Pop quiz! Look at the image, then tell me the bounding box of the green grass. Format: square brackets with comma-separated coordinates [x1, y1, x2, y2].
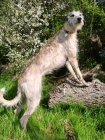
[0, 73, 105, 140]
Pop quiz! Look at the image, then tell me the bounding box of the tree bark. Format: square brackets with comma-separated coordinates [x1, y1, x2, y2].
[48, 65, 105, 108]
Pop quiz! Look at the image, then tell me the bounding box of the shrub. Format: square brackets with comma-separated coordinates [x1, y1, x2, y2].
[0, 0, 70, 66]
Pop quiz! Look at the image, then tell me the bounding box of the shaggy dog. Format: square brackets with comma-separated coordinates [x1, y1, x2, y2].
[0, 11, 89, 130]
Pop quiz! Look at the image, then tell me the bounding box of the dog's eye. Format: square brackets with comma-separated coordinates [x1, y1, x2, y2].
[70, 14, 74, 17]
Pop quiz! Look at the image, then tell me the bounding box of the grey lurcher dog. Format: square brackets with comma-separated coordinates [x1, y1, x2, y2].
[0, 11, 89, 130]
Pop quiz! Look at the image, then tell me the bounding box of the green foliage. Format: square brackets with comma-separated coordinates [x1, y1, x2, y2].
[0, 0, 48, 64]
[0, 0, 70, 65]
[83, 58, 97, 70]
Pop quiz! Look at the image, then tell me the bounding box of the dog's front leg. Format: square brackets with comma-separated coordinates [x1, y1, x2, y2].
[69, 58, 89, 86]
[66, 61, 80, 83]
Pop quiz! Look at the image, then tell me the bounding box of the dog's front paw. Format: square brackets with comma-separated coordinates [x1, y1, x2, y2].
[82, 80, 90, 87]
[74, 79, 90, 87]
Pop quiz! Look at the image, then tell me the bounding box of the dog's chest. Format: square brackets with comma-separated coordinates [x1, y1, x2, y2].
[65, 35, 78, 55]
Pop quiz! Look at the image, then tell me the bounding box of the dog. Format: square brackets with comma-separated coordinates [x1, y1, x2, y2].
[0, 11, 89, 130]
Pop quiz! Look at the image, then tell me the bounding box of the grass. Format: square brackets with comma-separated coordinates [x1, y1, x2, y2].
[0, 73, 105, 140]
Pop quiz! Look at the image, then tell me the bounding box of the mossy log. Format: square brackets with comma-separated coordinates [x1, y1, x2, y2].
[48, 65, 105, 107]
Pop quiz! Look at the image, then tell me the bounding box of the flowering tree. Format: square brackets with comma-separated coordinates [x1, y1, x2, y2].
[0, 0, 71, 64]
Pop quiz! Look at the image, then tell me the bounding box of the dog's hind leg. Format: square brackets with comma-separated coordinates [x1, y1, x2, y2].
[19, 76, 42, 130]
[20, 94, 41, 130]
[20, 79, 42, 130]
[14, 95, 26, 114]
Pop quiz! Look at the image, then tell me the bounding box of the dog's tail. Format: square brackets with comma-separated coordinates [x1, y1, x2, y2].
[0, 88, 21, 107]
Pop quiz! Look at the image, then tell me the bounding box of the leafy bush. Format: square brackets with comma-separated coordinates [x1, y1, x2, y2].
[0, 0, 71, 70]
[0, 0, 48, 64]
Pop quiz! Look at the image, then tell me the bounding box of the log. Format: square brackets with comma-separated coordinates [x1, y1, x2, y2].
[48, 65, 105, 107]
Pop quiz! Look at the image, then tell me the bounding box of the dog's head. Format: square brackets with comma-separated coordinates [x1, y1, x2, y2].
[66, 11, 84, 30]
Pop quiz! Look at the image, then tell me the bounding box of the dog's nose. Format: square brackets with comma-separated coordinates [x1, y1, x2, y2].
[77, 17, 81, 23]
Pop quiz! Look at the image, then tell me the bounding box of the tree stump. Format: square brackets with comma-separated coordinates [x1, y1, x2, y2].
[48, 65, 105, 107]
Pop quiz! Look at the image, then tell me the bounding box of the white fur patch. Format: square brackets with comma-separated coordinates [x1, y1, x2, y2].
[0, 88, 5, 93]
[65, 33, 68, 37]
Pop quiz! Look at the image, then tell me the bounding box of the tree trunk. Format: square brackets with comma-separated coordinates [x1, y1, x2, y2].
[48, 65, 105, 107]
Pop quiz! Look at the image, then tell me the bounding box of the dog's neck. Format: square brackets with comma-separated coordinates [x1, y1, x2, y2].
[64, 23, 76, 35]
[64, 27, 76, 34]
